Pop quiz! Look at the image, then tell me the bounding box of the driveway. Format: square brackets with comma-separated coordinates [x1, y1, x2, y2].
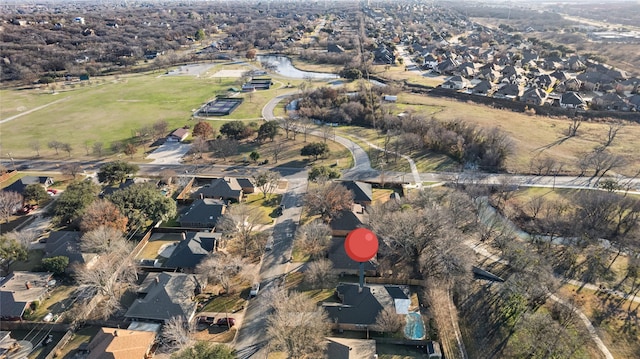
[146, 142, 191, 165]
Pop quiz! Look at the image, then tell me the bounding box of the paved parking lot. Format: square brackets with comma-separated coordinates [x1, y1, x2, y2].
[146, 142, 191, 165]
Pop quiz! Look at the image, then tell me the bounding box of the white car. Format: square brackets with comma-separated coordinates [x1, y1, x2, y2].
[249, 283, 260, 298]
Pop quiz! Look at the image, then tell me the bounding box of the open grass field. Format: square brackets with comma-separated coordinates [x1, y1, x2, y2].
[372, 63, 446, 88]
[0, 62, 302, 159]
[395, 93, 640, 176]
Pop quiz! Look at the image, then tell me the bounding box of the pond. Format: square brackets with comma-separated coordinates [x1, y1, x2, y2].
[257, 55, 339, 79]
[404, 311, 426, 340]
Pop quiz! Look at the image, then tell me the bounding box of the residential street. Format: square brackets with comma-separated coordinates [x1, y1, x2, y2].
[233, 174, 307, 359]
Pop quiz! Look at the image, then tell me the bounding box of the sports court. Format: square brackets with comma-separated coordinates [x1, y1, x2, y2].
[198, 97, 244, 116]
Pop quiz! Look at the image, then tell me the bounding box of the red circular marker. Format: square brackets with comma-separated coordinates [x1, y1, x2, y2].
[345, 228, 379, 262]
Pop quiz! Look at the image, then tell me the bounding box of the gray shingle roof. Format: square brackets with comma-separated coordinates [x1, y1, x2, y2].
[163, 232, 221, 269]
[125, 272, 200, 322]
[194, 177, 243, 201]
[179, 199, 226, 228]
[340, 181, 373, 203]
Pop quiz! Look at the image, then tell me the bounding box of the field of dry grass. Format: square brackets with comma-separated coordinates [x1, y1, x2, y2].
[396, 93, 640, 176]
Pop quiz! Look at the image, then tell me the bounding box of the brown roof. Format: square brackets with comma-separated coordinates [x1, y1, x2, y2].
[87, 327, 155, 359]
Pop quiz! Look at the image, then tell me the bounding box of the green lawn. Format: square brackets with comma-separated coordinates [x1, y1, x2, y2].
[57, 326, 101, 359]
[9, 249, 45, 272]
[135, 237, 180, 260]
[30, 285, 76, 321]
[0, 67, 274, 158]
[200, 292, 247, 313]
[245, 193, 282, 224]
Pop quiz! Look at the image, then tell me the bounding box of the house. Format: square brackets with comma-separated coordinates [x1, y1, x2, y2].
[236, 178, 256, 194]
[178, 199, 226, 229]
[422, 53, 439, 69]
[440, 76, 471, 90]
[2, 176, 54, 195]
[627, 94, 640, 111]
[328, 237, 377, 276]
[434, 58, 459, 74]
[323, 283, 411, 332]
[520, 87, 548, 106]
[471, 80, 494, 96]
[166, 128, 189, 142]
[556, 78, 581, 93]
[125, 272, 202, 323]
[373, 43, 395, 64]
[0, 272, 53, 321]
[330, 208, 365, 237]
[326, 337, 377, 359]
[44, 231, 98, 271]
[163, 232, 221, 271]
[86, 327, 156, 359]
[327, 44, 346, 53]
[577, 71, 615, 91]
[339, 181, 373, 207]
[591, 93, 631, 111]
[560, 92, 587, 109]
[534, 74, 556, 90]
[194, 177, 243, 202]
[493, 83, 522, 100]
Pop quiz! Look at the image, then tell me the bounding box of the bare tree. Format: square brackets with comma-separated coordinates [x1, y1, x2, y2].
[305, 258, 336, 289]
[195, 253, 248, 294]
[211, 138, 239, 162]
[216, 203, 262, 256]
[270, 140, 284, 163]
[296, 220, 332, 259]
[297, 117, 314, 142]
[153, 120, 170, 141]
[253, 171, 280, 199]
[61, 142, 73, 157]
[80, 226, 132, 254]
[4, 229, 39, 249]
[566, 117, 582, 137]
[191, 137, 209, 159]
[529, 155, 556, 176]
[48, 140, 62, 155]
[321, 125, 334, 143]
[0, 191, 23, 223]
[266, 289, 330, 359]
[161, 316, 194, 353]
[281, 116, 297, 139]
[72, 252, 136, 319]
[62, 162, 83, 179]
[603, 121, 623, 148]
[375, 306, 405, 333]
[305, 182, 354, 222]
[31, 140, 41, 157]
[92, 142, 104, 157]
[159, 169, 177, 185]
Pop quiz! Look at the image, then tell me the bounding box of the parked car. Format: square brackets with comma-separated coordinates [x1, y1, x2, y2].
[265, 236, 274, 251]
[249, 283, 260, 298]
[216, 317, 236, 327]
[43, 334, 53, 346]
[17, 204, 37, 215]
[47, 189, 58, 195]
[197, 316, 215, 325]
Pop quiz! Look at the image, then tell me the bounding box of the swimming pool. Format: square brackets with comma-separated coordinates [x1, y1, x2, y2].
[404, 311, 425, 340]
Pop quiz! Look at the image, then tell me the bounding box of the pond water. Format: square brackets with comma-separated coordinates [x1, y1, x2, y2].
[404, 311, 426, 340]
[257, 55, 339, 79]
